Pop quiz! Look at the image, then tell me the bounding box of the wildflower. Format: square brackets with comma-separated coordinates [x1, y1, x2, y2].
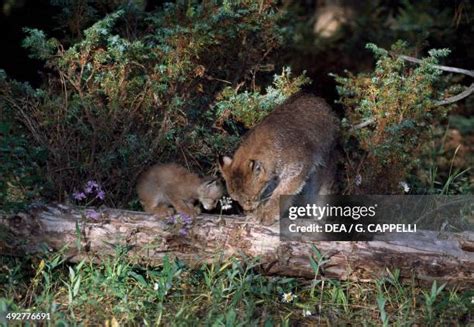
[302, 310, 312, 317]
[219, 196, 233, 211]
[355, 174, 362, 186]
[179, 228, 188, 236]
[72, 192, 87, 201]
[282, 292, 297, 303]
[85, 209, 101, 220]
[180, 213, 193, 225]
[96, 190, 106, 200]
[399, 181, 410, 193]
[153, 283, 159, 291]
[85, 180, 99, 194]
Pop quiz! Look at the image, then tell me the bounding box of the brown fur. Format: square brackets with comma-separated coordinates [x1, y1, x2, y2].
[219, 93, 338, 225]
[137, 163, 224, 218]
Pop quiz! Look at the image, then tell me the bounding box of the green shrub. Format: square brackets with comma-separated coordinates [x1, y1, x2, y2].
[334, 41, 454, 194]
[214, 67, 310, 129]
[0, 71, 48, 212]
[0, 1, 310, 208]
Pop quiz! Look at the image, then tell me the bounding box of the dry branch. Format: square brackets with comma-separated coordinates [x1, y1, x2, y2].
[1, 204, 474, 288]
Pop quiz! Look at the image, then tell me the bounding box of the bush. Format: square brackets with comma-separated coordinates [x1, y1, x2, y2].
[0, 120, 46, 212]
[335, 41, 456, 194]
[0, 1, 311, 209]
[214, 67, 310, 129]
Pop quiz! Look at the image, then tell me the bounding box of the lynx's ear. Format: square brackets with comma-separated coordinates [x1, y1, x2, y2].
[204, 178, 222, 189]
[218, 156, 233, 173]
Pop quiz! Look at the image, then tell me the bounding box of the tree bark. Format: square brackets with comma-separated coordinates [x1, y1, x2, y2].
[1, 204, 473, 287]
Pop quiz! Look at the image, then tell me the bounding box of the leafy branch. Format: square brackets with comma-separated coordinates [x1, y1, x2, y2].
[352, 51, 473, 130]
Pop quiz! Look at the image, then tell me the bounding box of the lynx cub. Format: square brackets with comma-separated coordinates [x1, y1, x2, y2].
[219, 93, 338, 225]
[137, 163, 224, 218]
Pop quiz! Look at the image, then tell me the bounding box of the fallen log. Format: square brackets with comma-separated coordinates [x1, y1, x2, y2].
[1, 204, 473, 287]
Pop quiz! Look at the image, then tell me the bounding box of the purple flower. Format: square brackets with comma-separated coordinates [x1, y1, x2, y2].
[180, 213, 192, 225]
[179, 228, 188, 236]
[85, 209, 101, 220]
[87, 180, 99, 188]
[96, 190, 105, 200]
[73, 192, 87, 201]
[85, 180, 99, 194]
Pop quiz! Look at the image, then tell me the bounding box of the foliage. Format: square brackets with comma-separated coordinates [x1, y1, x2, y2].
[0, 124, 46, 212]
[0, 1, 309, 209]
[49, 0, 147, 41]
[0, 251, 472, 325]
[214, 67, 310, 128]
[413, 119, 473, 195]
[334, 41, 455, 194]
[0, 71, 48, 212]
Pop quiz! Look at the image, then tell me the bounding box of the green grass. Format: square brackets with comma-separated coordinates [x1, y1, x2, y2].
[0, 248, 472, 326]
[421, 118, 473, 196]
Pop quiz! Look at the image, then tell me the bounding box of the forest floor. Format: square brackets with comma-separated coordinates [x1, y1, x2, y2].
[1, 249, 473, 326]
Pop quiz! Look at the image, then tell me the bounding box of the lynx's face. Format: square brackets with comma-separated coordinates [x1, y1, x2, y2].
[197, 178, 224, 210]
[219, 156, 274, 211]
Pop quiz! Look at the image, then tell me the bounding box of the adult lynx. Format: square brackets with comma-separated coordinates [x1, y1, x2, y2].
[219, 93, 338, 225]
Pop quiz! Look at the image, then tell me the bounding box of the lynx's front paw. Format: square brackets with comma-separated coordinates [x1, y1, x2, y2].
[193, 205, 202, 216]
[258, 207, 279, 226]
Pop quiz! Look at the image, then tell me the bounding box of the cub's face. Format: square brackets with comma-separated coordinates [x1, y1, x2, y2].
[197, 179, 224, 210]
[218, 156, 270, 211]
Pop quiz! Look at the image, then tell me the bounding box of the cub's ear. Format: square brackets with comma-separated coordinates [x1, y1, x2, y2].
[218, 156, 233, 172]
[204, 178, 222, 189]
[249, 160, 264, 176]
